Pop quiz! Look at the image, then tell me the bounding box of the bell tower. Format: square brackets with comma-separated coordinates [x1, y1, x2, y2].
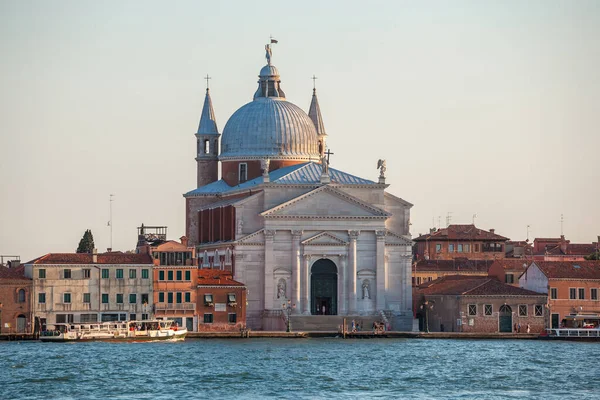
[195, 76, 220, 188]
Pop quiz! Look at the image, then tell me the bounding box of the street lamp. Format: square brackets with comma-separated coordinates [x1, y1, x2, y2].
[420, 300, 435, 333]
[283, 299, 296, 332]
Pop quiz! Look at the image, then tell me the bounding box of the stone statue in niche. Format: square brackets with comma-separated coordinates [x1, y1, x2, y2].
[362, 279, 370, 299]
[277, 278, 286, 299]
[237, 219, 243, 235]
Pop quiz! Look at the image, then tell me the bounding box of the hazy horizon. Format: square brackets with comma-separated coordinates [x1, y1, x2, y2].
[1, 0, 599, 262]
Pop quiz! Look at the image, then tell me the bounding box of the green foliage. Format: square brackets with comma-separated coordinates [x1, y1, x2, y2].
[76, 229, 95, 253]
[584, 251, 600, 261]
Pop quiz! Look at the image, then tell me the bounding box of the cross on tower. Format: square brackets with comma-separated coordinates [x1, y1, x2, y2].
[311, 75, 318, 90]
[204, 74, 211, 89]
[325, 148, 334, 164]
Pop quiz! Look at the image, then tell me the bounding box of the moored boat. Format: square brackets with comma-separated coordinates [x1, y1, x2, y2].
[40, 320, 187, 342]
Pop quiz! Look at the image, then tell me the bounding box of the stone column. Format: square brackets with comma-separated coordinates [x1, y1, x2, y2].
[302, 254, 311, 315]
[348, 230, 360, 314]
[264, 230, 276, 310]
[338, 254, 347, 315]
[291, 230, 303, 314]
[376, 230, 386, 310]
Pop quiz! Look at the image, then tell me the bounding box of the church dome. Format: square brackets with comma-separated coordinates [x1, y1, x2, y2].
[220, 97, 320, 160]
[260, 65, 279, 77]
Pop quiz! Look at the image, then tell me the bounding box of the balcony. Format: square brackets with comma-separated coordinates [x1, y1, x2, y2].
[155, 303, 195, 310]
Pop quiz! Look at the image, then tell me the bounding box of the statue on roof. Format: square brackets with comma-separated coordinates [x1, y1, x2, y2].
[321, 154, 329, 175]
[265, 44, 272, 66]
[377, 159, 387, 179]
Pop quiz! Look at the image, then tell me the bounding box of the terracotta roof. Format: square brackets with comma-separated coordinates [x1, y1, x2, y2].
[415, 258, 492, 273]
[534, 243, 599, 257]
[152, 241, 191, 252]
[0, 265, 30, 280]
[197, 269, 245, 286]
[532, 261, 600, 280]
[25, 253, 154, 265]
[414, 224, 509, 242]
[488, 259, 530, 272]
[417, 275, 544, 296]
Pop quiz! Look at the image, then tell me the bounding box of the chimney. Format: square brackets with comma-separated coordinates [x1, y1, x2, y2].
[490, 229, 495, 234]
[180, 236, 189, 247]
[92, 248, 98, 263]
[560, 235, 568, 254]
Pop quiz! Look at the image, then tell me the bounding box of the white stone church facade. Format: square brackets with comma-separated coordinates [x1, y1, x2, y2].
[185, 44, 414, 330]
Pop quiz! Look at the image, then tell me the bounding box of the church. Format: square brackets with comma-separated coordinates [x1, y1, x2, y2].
[184, 43, 414, 331]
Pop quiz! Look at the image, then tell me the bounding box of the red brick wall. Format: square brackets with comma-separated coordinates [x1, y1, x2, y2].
[196, 286, 247, 331]
[0, 279, 32, 333]
[417, 240, 505, 261]
[221, 160, 306, 186]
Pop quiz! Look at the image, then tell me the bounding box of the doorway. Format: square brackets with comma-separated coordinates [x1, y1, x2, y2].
[311, 259, 337, 315]
[498, 305, 512, 332]
[551, 313, 559, 329]
[17, 315, 26, 333]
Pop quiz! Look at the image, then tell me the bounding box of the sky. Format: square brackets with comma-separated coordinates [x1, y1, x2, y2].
[1, 0, 599, 262]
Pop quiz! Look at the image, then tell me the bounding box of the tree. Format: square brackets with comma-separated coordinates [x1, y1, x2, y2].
[584, 251, 600, 261]
[76, 229, 95, 253]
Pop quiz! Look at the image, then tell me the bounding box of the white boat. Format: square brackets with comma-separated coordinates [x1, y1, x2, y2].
[40, 320, 187, 342]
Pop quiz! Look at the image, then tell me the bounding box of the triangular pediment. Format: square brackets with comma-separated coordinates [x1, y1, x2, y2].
[302, 232, 348, 246]
[235, 229, 265, 245]
[385, 230, 413, 246]
[261, 186, 390, 219]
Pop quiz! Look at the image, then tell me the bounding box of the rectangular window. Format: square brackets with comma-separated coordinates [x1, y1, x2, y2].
[159, 270, 165, 281]
[435, 244, 441, 253]
[228, 293, 236, 304]
[468, 304, 477, 316]
[474, 244, 480, 252]
[204, 313, 214, 323]
[204, 294, 213, 305]
[168, 292, 173, 304]
[519, 304, 528, 317]
[427, 277, 433, 282]
[83, 269, 91, 279]
[142, 269, 149, 279]
[416, 277, 422, 285]
[457, 244, 463, 252]
[505, 274, 514, 284]
[38, 293, 46, 303]
[102, 293, 109, 304]
[484, 304, 492, 316]
[448, 244, 454, 253]
[116, 269, 123, 279]
[185, 292, 191, 303]
[570, 288, 576, 300]
[38, 269, 46, 279]
[102, 269, 109, 279]
[63, 293, 71, 303]
[141, 294, 149, 304]
[142, 313, 148, 320]
[116, 294, 123, 304]
[130, 314, 136, 321]
[579, 288, 585, 300]
[534, 305, 543, 317]
[185, 270, 191, 281]
[83, 293, 91, 303]
[550, 288, 558, 299]
[176, 292, 182, 303]
[158, 292, 165, 302]
[168, 270, 173, 281]
[239, 163, 248, 183]
[64, 269, 72, 279]
[464, 244, 470, 252]
[228, 313, 237, 323]
[176, 271, 182, 281]
[592, 288, 598, 301]
[129, 294, 137, 304]
[129, 269, 137, 279]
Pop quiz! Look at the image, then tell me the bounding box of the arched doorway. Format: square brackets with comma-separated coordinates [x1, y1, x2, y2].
[17, 314, 26, 333]
[311, 259, 337, 315]
[499, 305, 512, 333]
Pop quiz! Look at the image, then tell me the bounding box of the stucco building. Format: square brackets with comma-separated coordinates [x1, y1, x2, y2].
[488, 259, 531, 286]
[24, 252, 154, 328]
[0, 264, 32, 333]
[184, 44, 414, 331]
[532, 236, 599, 261]
[413, 225, 508, 261]
[153, 264, 197, 331]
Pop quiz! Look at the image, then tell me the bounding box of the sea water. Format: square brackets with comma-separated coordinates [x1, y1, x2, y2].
[1, 338, 598, 399]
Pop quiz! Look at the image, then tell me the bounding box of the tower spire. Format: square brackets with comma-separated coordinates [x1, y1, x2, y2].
[195, 77, 221, 188]
[197, 79, 218, 135]
[308, 76, 327, 157]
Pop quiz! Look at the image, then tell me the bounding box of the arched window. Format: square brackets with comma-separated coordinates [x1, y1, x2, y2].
[18, 289, 26, 303]
[239, 163, 248, 183]
[204, 139, 210, 154]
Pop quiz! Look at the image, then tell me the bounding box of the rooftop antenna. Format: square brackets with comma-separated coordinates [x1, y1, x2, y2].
[438, 216, 441, 229]
[108, 194, 115, 251]
[446, 212, 452, 228]
[527, 225, 531, 242]
[472, 213, 477, 225]
[560, 214, 564, 236]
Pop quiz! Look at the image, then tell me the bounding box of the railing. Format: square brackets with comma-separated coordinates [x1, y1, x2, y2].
[547, 328, 600, 338]
[155, 303, 195, 310]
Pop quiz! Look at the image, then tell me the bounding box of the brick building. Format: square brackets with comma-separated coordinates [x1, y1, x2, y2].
[520, 261, 600, 329]
[488, 259, 531, 287]
[413, 225, 508, 261]
[412, 258, 491, 286]
[196, 269, 246, 331]
[532, 236, 600, 261]
[24, 252, 154, 328]
[414, 275, 546, 333]
[0, 264, 32, 333]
